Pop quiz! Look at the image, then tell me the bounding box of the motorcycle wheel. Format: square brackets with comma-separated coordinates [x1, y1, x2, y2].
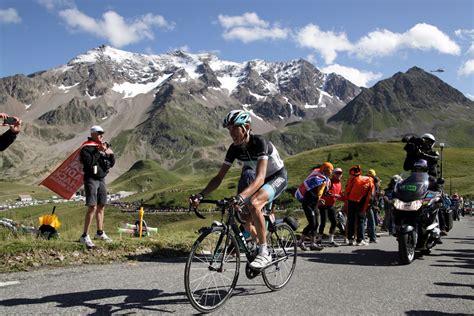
[399, 232, 416, 265]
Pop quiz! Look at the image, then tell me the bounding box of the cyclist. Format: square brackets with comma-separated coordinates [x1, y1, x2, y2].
[189, 110, 288, 270]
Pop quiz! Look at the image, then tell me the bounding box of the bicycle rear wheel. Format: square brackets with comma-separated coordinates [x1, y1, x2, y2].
[184, 227, 240, 313]
[262, 222, 297, 291]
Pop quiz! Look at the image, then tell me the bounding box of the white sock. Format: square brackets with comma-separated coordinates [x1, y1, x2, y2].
[259, 243, 268, 255]
[329, 234, 334, 243]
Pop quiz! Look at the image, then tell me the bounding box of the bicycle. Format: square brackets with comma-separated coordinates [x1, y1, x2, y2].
[184, 198, 297, 313]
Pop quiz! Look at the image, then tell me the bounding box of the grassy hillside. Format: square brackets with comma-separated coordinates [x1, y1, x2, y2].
[0, 181, 52, 201]
[3, 142, 473, 208]
[110, 160, 181, 193]
[286, 142, 474, 196]
[110, 142, 474, 207]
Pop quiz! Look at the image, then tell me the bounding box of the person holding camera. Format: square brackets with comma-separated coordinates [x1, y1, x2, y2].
[79, 125, 115, 248]
[0, 113, 21, 151]
[403, 133, 439, 177]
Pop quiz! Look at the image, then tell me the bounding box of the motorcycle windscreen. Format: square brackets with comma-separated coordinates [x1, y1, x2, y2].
[394, 172, 429, 202]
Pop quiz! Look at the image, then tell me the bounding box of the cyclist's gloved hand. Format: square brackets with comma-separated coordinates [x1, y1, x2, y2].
[229, 194, 246, 208]
[189, 193, 204, 206]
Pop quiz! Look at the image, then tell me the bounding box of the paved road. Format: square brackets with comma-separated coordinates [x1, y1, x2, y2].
[1, 217, 473, 315]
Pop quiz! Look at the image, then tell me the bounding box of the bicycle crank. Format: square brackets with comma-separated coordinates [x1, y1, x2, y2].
[245, 262, 261, 279]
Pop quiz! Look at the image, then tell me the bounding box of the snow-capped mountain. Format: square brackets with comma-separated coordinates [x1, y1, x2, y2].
[0, 45, 360, 181]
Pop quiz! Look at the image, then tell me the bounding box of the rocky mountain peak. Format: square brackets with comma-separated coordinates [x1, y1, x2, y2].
[328, 66, 474, 143]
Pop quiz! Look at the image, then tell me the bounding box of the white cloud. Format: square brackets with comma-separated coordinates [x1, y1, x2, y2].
[296, 24, 352, 64]
[354, 23, 460, 60]
[467, 43, 474, 55]
[0, 8, 21, 24]
[455, 29, 474, 40]
[223, 26, 288, 43]
[218, 12, 268, 29]
[218, 12, 289, 43]
[306, 54, 317, 64]
[466, 93, 474, 100]
[58, 8, 174, 47]
[458, 59, 474, 76]
[37, 0, 75, 11]
[321, 64, 383, 87]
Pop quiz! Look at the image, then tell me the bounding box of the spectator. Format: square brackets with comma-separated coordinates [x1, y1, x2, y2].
[365, 169, 380, 243]
[79, 125, 115, 248]
[295, 162, 333, 251]
[382, 175, 402, 235]
[345, 165, 375, 246]
[317, 167, 344, 247]
[0, 113, 22, 151]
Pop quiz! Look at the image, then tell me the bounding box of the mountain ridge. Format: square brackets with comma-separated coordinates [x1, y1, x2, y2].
[0, 46, 472, 184]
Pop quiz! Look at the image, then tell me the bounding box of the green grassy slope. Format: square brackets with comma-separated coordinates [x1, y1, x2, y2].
[110, 142, 474, 207]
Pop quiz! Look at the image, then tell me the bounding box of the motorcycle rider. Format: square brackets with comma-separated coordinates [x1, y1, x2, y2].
[403, 133, 439, 178]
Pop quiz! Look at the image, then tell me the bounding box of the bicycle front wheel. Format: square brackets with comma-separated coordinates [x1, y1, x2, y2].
[184, 227, 240, 313]
[262, 222, 297, 291]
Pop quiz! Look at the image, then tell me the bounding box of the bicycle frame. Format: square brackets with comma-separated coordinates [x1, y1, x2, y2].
[198, 199, 289, 269]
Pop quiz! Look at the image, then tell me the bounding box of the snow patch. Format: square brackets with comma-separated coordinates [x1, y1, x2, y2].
[218, 75, 239, 95]
[57, 83, 79, 93]
[112, 73, 172, 98]
[304, 103, 326, 109]
[247, 109, 264, 121]
[25, 104, 31, 110]
[249, 90, 266, 101]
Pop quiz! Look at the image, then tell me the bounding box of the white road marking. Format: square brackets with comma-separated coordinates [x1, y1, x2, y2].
[0, 281, 20, 287]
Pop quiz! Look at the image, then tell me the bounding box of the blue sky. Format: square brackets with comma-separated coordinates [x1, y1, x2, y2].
[0, 0, 473, 97]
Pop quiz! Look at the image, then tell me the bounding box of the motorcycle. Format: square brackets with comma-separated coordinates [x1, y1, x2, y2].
[392, 170, 443, 264]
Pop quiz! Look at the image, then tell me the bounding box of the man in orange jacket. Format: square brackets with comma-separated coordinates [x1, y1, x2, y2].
[345, 165, 375, 246]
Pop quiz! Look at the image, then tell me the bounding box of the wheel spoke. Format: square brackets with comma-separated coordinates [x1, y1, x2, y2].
[262, 223, 297, 291]
[185, 229, 240, 312]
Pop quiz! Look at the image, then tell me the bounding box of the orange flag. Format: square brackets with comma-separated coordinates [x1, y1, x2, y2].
[40, 141, 97, 199]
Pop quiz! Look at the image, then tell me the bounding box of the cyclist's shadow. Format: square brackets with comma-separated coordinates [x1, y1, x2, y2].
[0, 288, 187, 314]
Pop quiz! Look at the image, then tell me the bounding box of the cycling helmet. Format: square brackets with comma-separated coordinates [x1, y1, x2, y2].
[320, 162, 334, 174]
[223, 110, 251, 128]
[413, 159, 428, 172]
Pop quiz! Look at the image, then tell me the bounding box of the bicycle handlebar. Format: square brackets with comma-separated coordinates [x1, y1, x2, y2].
[189, 198, 230, 219]
[189, 198, 246, 224]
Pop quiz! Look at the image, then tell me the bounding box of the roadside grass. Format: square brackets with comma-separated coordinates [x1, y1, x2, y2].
[0, 202, 308, 273]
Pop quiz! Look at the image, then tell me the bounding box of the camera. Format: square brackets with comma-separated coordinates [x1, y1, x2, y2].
[103, 142, 111, 149]
[3, 116, 18, 125]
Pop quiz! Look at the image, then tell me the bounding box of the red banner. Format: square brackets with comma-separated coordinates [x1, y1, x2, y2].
[40, 141, 97, 199]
